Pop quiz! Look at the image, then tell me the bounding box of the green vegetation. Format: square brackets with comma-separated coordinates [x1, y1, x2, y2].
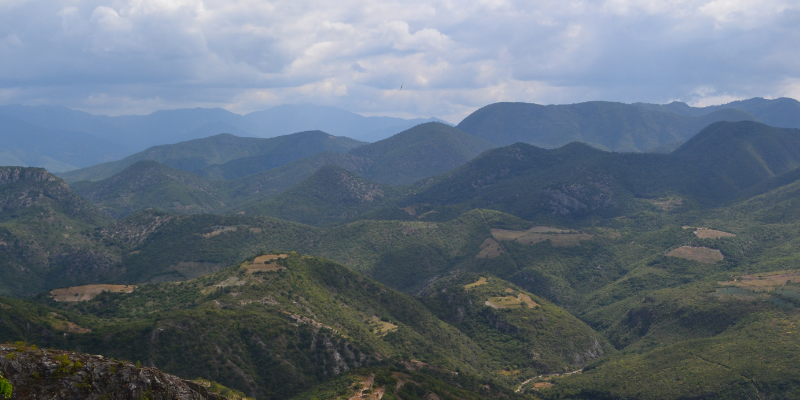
[0, 371, 11, 399]
[59, 131, 364, 183]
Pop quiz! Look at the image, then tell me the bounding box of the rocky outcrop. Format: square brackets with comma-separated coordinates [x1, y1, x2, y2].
[0, 344, 227, 400]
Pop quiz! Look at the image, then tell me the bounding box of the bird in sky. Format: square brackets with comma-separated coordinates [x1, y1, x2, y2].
[400, 84, 403, 90]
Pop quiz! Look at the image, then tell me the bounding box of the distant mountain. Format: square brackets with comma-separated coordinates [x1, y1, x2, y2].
[0, 103, 442, 172]
[456, 101, 758, 152]
[241, 166, 406, 225]
[242, 103, 446, 142]
[0, 114, 126, 168]
[59, 131, 363, 183]
[633, 97, 800, 128]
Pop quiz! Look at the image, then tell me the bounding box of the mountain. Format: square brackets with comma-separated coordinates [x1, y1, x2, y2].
[59, 132, 364, 183]
[242, 103, 445, 142]
[672, 121, 800, 190]
[456, 101, 758, 152]
[241, 166, 406, 225]
[634, 97, 800, 129]
[0, 114, 126, 168]
[70, 161, 229, 219]
[0, 167, 114, 296]
[0, 104, 441, 173]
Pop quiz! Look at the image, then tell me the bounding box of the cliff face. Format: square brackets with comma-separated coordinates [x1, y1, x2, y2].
[0, 344, 226, 400]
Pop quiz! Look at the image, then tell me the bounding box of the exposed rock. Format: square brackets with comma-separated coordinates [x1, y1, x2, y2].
[0, 344, 227, 400]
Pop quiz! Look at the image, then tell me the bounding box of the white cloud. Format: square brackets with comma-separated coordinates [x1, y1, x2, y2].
[0, 0, 798, 121]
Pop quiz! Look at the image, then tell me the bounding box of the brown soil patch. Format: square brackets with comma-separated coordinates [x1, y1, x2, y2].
[52, 321, 91, 334]
[486, 293, 538, 309]
[400, 206, 417, 216]
[645, 196, 683, 211]
[533, 382, 554, 389]
[201, 226, 237, 238]
[517, 293, 539, 308]
[50, 284, 135, 302]
[491, 227, 592, 247]
[476, 238, 504, 259]
[465, 277, 488, 290]
[249, 227, 262, 234]
[666, 246, 724, 263]
[242, 254, 288, 273]
[367, 316, 398, 336]
[693, 227, 736, 239]
[498, 369, 520, 376]
[720, 270, 800, 292]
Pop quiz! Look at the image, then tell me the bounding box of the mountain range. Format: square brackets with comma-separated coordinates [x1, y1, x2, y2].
[3, 98, 800, 399]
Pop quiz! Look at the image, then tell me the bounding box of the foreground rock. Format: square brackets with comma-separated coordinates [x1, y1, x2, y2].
[0, 344, 227, 400]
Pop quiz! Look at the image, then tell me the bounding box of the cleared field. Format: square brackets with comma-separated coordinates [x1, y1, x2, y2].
[50, 284, 135, 302]
[241, 254, 288, 273]
[645, 196, 683, 211]
[465, 277, 488, 290]
[666, 246, 724, 263]
[476, 238, 504, 259]
[486, 293, 539, 309]
[202, 226, 238, 238]
[720, 270, 800, 292]
[367, 316, 399, 336]
[491, 227, 592, 247]
[693, 227, 736, 239]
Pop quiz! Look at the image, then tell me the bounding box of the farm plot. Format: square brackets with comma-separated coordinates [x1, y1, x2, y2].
[486, 293, 539, 309]
[491, 226, 592, 247]
[666, 246, 723, 263]
[476, 238, 505, 259]
[50, 284, 135, 302]
[241, 254, 288, 273]
[367, 316, 399, 336]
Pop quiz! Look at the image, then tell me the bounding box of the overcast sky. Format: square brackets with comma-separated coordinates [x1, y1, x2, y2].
[1, 0, 799, 122]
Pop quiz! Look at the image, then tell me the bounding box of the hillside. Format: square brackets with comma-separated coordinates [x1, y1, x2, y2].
[241, 166, 406, 225]
[671, 121, 800, 189]
[1, 253, 575, 399]
[0, 167, 119, 297]
[456, 101, 757, 152]
[70, 161, 229, 219]
[60, 132, 363, 183]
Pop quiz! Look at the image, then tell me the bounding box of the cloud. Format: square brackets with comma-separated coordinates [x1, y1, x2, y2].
[0, 0, 798, 121]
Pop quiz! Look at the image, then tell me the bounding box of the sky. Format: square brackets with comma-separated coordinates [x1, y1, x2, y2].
[1, 0, 799, 122]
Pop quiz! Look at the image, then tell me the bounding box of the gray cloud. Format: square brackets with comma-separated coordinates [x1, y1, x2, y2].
[0, 0, 799, 122]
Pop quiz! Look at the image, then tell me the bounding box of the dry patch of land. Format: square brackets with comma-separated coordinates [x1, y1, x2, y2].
[367, 316, 399, 336]
[50, 284, 135, 302]
[486, 293, 539, 309]
[645, 196, 683, 211]
[248, 227, 262, 234]
[400, 206, 416, 216]
[499, 369, 520, 376]
[666, 246, 724, 263]
[476, 238, 504, 259]
[465, 277, 489, 290]
[491, 227, 592, 247]
[720, 270, 800, 292]
[693, 227, 736, 239]
[201, 226, 238, 238]
[241, 254, 288, 273]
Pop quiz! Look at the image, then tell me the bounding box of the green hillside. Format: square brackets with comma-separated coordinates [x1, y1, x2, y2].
[456, 101, 757, 152]
[0, 167, 114, 296]
[71, 160, 230, 218]
[59, 132, 363, 183]
[1, 253, 566, 399]
[241, 166, 408, 225]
